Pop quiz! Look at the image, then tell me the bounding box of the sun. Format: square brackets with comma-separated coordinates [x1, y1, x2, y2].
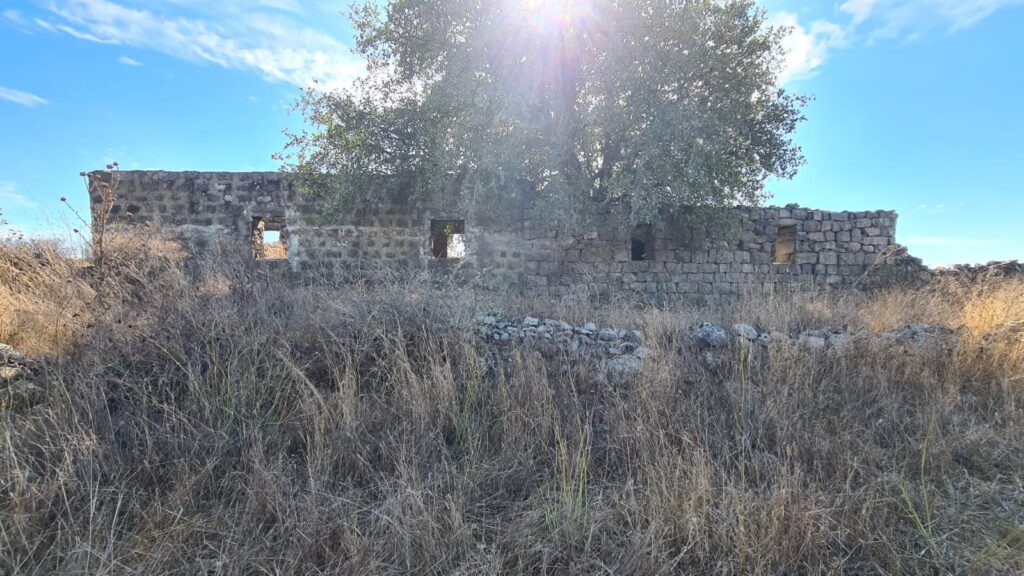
[514, 0, 585, 32]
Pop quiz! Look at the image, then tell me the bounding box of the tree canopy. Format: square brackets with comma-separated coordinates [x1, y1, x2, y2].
[280, 0, 807, 232]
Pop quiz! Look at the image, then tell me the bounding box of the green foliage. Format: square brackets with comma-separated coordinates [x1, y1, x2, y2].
[280, 0, 807, 233]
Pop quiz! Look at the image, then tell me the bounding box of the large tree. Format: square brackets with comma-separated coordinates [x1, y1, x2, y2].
[280, 0, 806, 232]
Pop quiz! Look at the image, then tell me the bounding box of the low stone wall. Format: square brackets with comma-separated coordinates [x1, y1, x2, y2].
[933, 260, 1023, 282]
[86, 170, 929, 300]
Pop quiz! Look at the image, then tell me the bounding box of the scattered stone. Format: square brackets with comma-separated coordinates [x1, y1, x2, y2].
[828, 332, 850, 352]
[475, 316, 654, 371]
[797, 334, 827, 351]
[0, 366, 23, 380]
[477, 313, 965, 382]
[881, 324, 959, 354]
[606, 355, 642, 375]
[1, 344, 42, 407]
[0, 344, 28, 367]
[0, 344, 34, 382]
[933, 260, 1023, 282]
[701, 350, 724, 368]
[733, 323, 759, 341]
[696, 322, 729, 349]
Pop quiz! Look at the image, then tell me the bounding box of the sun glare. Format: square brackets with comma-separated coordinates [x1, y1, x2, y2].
[515, 0, 585, 31]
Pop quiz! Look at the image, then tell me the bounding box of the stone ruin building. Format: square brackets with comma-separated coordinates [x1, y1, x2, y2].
[85, 170, 930, 302]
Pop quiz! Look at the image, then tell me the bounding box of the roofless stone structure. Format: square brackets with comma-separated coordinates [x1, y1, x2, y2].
[85, 170, 930, 302]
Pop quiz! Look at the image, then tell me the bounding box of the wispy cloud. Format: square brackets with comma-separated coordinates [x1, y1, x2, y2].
[0, 182, 38, 209]
[37, 0, 363, 89]
[908, 235, 996, 246]
[773, 12, 849, 84]
[36, 17, 119, 43]
[916, 203, 948, 213]
[839, 0, 883, 24]
[161, 0, 308, 16]
[3, 8, 26, 26]
[0, 86, 49, 107]
[773, 0, 1023, 85]
[118, 55, 142, 66]
[841, 0, 1024, 38]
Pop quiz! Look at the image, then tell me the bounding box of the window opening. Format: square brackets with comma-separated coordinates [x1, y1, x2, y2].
[631, 237, 647, 261]
[431, 219, 466, 259]
[773, 225, 796, 264]
[630, 227, 654, 261]
[252, 216, 288, 260]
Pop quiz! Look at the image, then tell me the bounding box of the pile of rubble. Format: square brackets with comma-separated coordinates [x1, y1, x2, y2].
[695, 321, 961, 367]
[933, 260, 1023, 282]
[0, 343, 33, 381]
[474, 312, 968, 377]
[1, 343, 44, 408]
[474, 315, 654, 375]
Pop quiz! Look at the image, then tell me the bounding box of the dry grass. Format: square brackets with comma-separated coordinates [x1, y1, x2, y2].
[1, 238, 1022, 574]
[0, 240, 92, 356]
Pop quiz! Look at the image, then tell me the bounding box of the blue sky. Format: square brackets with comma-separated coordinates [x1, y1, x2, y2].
[1, 0, 1022, 266]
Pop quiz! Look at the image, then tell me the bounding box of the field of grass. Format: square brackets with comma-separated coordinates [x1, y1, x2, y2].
[1, 238, 1022, 574]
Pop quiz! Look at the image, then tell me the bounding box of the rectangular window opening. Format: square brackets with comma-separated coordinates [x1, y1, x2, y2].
[431, 219, 466, 259]
[773, 225, 796, 264]
[631, 228, 654, 261]
[252, 216, 288, 260]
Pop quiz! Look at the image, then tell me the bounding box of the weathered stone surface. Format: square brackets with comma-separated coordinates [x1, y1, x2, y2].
[88, 171, 929, 302]
[881, 324, 960, 354]
[797, 334, 827, 351]
[606, 355, 642, 375]
[696, 323, 729, 349]
[933, 260, 1023, 282]
[0, 344, 34, 382]
[0, 344, 28, 368]
[733, 323, 759, 341]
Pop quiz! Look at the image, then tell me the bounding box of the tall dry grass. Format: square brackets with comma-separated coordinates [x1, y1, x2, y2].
[1, 238, 1022, 574]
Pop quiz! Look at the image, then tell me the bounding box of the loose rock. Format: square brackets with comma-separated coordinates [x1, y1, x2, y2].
[696, 323, 729, 349]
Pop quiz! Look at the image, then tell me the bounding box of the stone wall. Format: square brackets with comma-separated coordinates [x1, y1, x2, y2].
[86, 170, 929, 299]
[520, 205, 927, 302]
[87, 170, 526, 285]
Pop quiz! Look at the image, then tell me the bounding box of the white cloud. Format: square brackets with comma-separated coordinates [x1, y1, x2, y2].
[771, 0, 1022, 84]
[916, 203, 947, 213]
[3, 8, 26, 25]
[839, 0, 1024, 41]
[908, 235, 995, 246]
[0, 86, 49, 107]
[840, 0, 882, 24]
[38, 0, 364, 90]
[0, 182, 38, 209]
[118, 55, 142, 66]
[163, 0, 307, 16]
[773, 12, 849, 84]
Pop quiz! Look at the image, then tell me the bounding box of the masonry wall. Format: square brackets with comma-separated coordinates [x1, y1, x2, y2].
[87, 170, 928, 299]
[520, 206, 927, 302]
[87, 170, 528, 286]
